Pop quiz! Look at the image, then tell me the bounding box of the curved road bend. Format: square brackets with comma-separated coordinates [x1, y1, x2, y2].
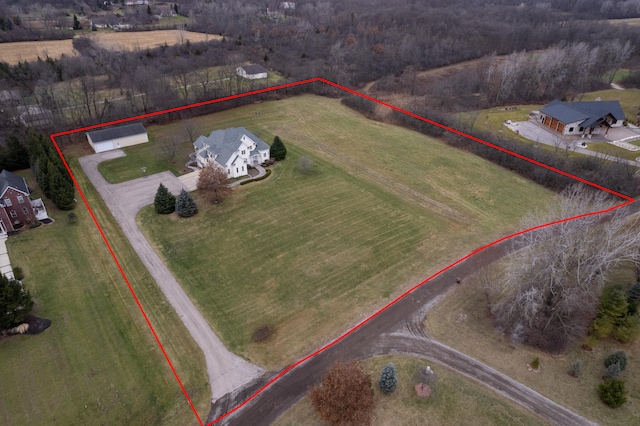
[214, 201, 640, 425]
[78, 151, 264, 402]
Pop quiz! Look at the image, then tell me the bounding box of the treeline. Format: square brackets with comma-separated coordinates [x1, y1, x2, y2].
[343, 96, 639, 197]
[29, 133, 74, 210]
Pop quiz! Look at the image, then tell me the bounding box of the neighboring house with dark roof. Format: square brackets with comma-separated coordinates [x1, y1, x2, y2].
[236, 64, 268, 80]
[0, 170, 48, 235]
[538, 99, 626, 136]
[86, 122, 148, 153]
[193, 127, 270, 178]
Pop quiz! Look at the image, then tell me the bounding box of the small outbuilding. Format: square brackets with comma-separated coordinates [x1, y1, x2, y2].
[86, 122, 148, 153]
[236, 64, 268, 80]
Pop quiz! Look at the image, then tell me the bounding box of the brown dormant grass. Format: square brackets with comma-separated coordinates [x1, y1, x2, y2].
[0, 30, 221, 64]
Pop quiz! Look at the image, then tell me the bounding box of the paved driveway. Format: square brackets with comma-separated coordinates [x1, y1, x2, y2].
[78, 150, 264, 402]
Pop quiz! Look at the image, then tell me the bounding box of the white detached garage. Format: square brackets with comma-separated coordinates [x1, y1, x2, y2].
[86, 122, 149, 153]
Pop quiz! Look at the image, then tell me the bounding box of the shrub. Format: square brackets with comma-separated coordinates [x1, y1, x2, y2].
[568, 360, 582, 378]
[12, 267, 24, 281]
[598, 378, 627, 408]
[603, 362, 622, 379]
[378, 363, 398, 394]
[604, 351, 627, 371]
[67, 211, 77, 224]
[239, 169, 272, 185]
[530, 357, 540, 370]
[175, 189, 198, 218]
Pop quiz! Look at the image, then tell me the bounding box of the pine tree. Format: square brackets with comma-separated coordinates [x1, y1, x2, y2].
[378, 362, 398, 394]
[604, 351, 628, 371]
[154, 183, 176, 214]
[628, 282, 640, 304]
[599, 378, 627, 408]
[72, 14, 81, 30]
[603, 362, 622, 379]
[175, 189, 198, 217]
[50, 167, 75, 210]
[0, 275, 34, 329]
[270, 136, 287, 161]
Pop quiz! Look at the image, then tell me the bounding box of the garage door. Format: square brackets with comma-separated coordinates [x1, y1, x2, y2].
[93, 140, 115, 153]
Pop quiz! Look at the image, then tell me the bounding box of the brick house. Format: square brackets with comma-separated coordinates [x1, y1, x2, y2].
[0, 170, 48, 235]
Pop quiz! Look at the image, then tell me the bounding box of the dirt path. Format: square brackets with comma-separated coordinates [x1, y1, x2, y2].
[210, 201, 640, 425]
[78, 151, 264, 403]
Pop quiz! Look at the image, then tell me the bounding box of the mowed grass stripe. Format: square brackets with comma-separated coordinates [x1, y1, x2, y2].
[135, 96, 554, 369]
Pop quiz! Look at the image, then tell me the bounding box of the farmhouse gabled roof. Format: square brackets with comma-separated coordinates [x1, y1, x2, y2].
[540, 100, 626, 127]
[87, 122, 147, 143]
[0, 170, 29, 197]
[194, 127, 269, 166]
[241, 64, 267, 75]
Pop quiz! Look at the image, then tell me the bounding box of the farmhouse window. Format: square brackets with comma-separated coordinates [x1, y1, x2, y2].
[242, 150, 246, 155]
[236, 167, 239, 173]
[568, 127, 574, 132]
[9, 210, 17, 218]
[22, 207, 29, 215]
[579, 127, 584, 132]
[17, 195, 24, 204]
[4, 198, 11, 207]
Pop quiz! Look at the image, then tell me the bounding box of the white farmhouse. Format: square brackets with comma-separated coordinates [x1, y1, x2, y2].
[236, 64, 268, 80]
[86, 122, 149, 153]
[193, 127, 270, 178]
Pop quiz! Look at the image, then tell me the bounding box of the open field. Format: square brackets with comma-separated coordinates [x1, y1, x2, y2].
[0, 165, 209, 425]
[0, 30, 221, 64]
[137, 95, 554, 369]
[424, 265, 640, 425]
[274, 355, 547, 426]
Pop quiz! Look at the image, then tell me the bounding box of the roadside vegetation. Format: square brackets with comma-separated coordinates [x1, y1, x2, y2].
[138, 96, 554, 369]
[274, 355, 547, 426]
[425, 264, 640, 425]
[0, 165, 209, 425]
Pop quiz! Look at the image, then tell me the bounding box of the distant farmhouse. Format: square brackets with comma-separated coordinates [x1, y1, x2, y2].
[538, 100, 626, 137]
[236, 64, 268, 80]
[86, 122, 148, 153]
[0, 170, 48, 234]
[193, 127, 270, 178]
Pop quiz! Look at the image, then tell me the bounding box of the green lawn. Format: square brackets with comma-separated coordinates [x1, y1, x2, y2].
[274, 355, 547, 426]
[424, 265, 640, 425]
[0, 165, 209, 425]
[137, 95, 554, 369]
[585, 142, 640, 162]
[97, 135, 194, 184]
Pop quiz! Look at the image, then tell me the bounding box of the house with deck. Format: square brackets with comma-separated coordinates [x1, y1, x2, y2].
[538, 100, 626, 137]
[193, 127, 270, 178]
[0, 170, 48, 235]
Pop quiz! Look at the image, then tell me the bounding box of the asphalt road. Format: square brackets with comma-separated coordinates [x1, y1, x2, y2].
[78, 151, 264, 402]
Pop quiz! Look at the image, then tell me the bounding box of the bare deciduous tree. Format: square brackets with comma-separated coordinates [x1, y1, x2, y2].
[196, 165, 231, 203]
[489, 185, 640, 353]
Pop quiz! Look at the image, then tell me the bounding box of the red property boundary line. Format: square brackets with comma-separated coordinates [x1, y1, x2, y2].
[47, 78, 635, 426]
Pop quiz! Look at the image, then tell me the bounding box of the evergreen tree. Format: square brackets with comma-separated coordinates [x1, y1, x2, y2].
[50, 167, 75, 210]
[72, 14, 81, 30]
[603, 362, 622, 379]
[270, 136, 287, 161]
[628, 282, 640, 304]
[175, 189, 198, 217]
[378, 363, 398, 394]
[604, 351, 628, 371]
[154, 183, 176, 214]
[599, 378, 627, 408]
[568, 360, 582, 378]
[0, 274, 34, 329]
[0, 135, 30, 171]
